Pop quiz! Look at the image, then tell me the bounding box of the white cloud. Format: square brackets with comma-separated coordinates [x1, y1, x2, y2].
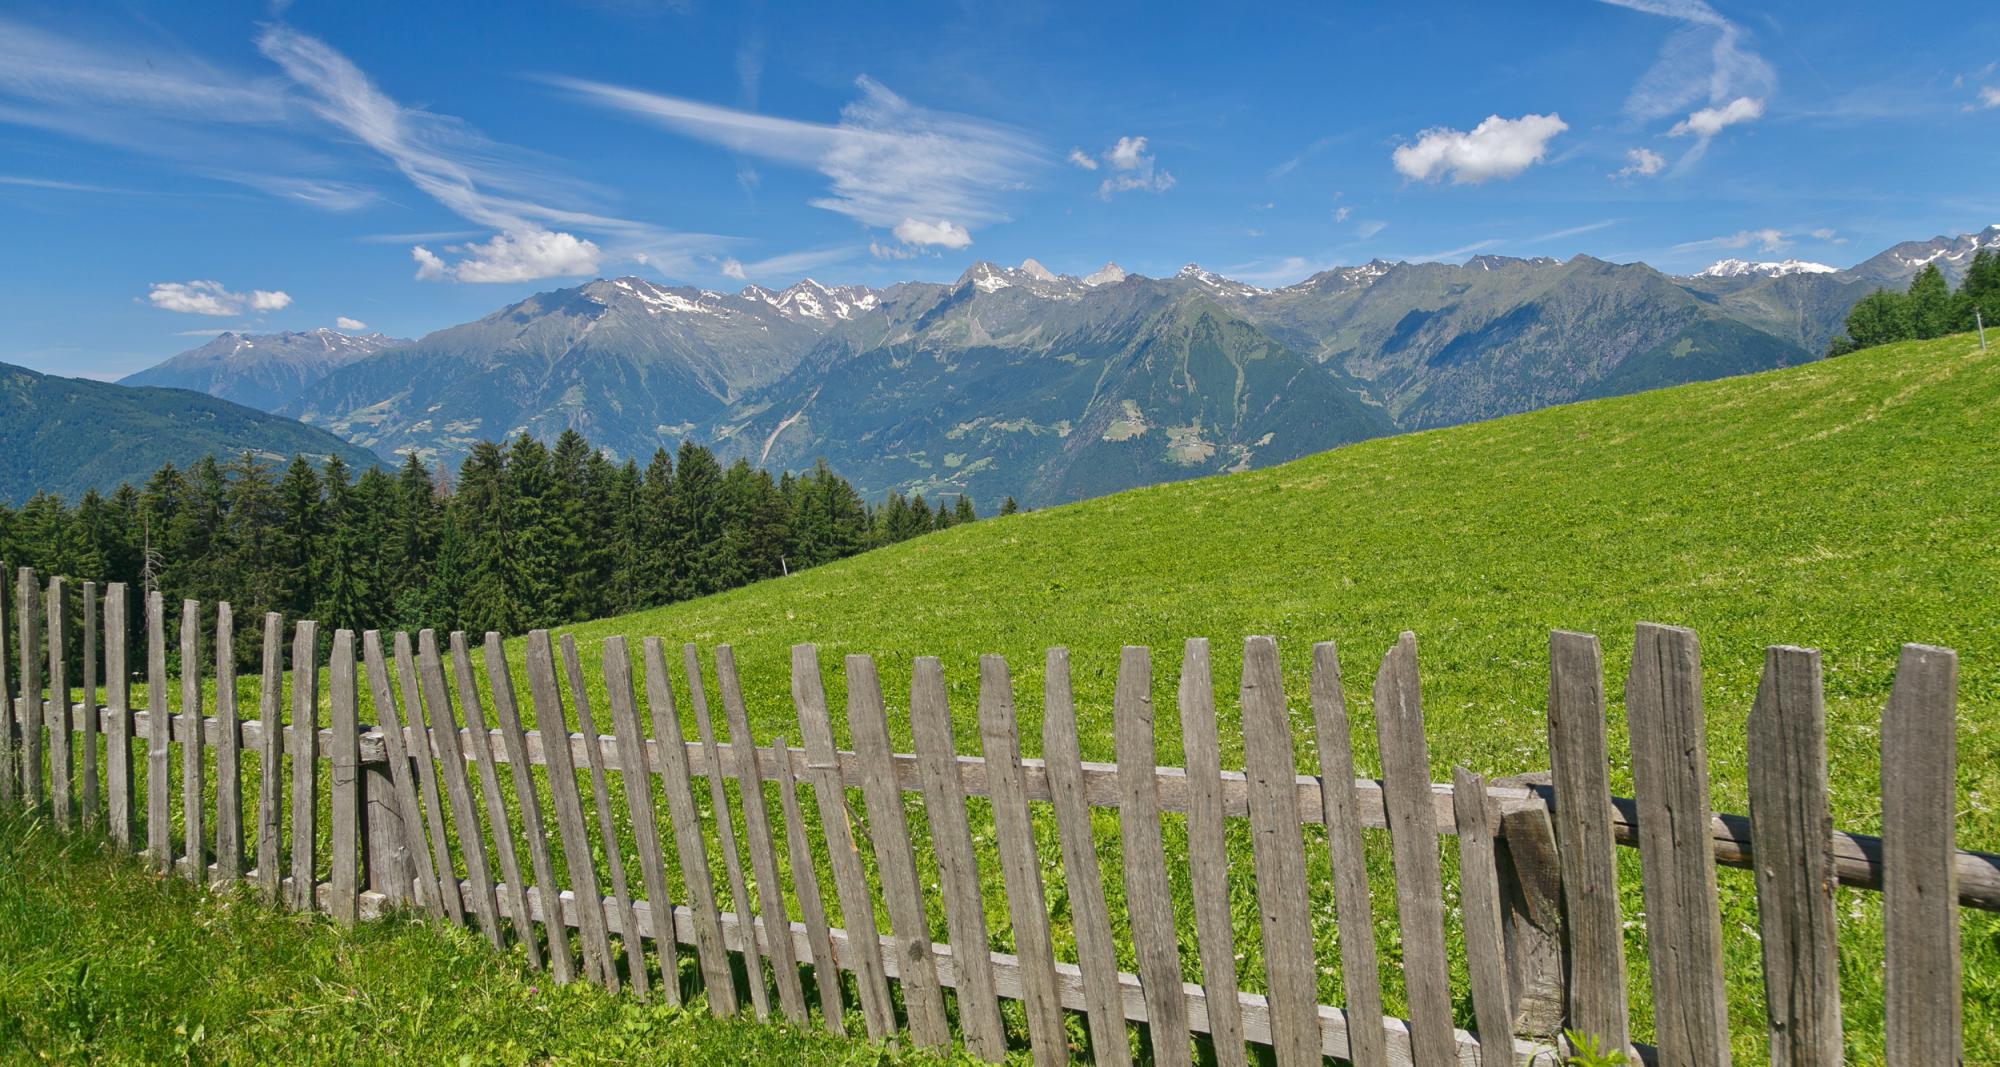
[1066, 147, 1099, 170]
[1979, 86, 2000, 109]
[1105, 135, 1148, 170]
[1088, 134, 1174, 197]
[412, 229, 602, 283]
[1673, 227, 1791, 254]
[869, 239, 917, 260]
[411, 246, 449, 280]
[1615, 147, 1666, 178]
[1333, 206, 1351, 222]
[1392, 113, 1568, 184]
[1669, 95, 1764, 138]
[335, 316, 367, 330]
[1356, 220, 1388, 240]
[1809, 227, 1847, 243]
[893, 217, 973, 249]
[720, 257, 748, 280]
[146, 279, 292, 316]
[1600, 1, 1775, 123]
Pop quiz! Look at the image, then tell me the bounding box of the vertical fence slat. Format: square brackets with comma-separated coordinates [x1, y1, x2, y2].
[603, 635, 679, 1001]
[214, 604, 243, 883]
[792, 644, 893, 1037]
[1371, 632, 1455, 1067]
[773, 732, 841, 1030]
[289, 620, 320, 909]
[255, 613, 284, 900]
[691, 643, 768, 1018]
[420, 629, 502, 948]
[0, 562, 11, 810]
[47, 577, 69, 826]
[1545, 630, 1631, 1054]
[910, 656, 1005, 1059]
[16, 569, 39, 809]
[1882, 643, 1960, 1066]
[179, 599, 203, 882]
[485, 633, 574, 982]
[1626, 623, 1730, 1067]
[1240, 636, 1319, 1067]
[720, 646, 806, 1023]
[565, 634, 647, 998]
[146, 591, 169, 873]
[328, 629, 361, 924]
[1115, 645, 1195, 1067]
[396, 632, 463, 922]
[1747, 645, 1840, 1065]
[105, 584, 131, 849]
[1453, 766, 1515, 1062]
[526, 629, 616, 986]
[81, 582, 99, 825]
[1308, 641, 1387, 1067]
[1180, 639, 1248, 1067]
[362, 632, 443, 918]
[454, 632, 542, 970]
[643, 638, 737, 1014]
[845, 652, 949, 1046]
[976, 652, 1067, 1067]
[1044, 648, 1135, 1067]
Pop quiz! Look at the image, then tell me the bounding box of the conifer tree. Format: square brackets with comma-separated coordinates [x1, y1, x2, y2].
[1906, 263, 1954, 339]
[1000, 496, 1019, 515]
[954, 494, 976, 524]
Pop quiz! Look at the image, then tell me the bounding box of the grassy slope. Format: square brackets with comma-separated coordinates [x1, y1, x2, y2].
[536, 332, 1999, 1059]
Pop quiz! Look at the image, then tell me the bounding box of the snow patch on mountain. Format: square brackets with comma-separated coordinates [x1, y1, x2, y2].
[1693, 258, 1839, 279]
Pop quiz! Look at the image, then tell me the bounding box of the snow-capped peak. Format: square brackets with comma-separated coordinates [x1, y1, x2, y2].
[1693, 258, 1839, 279]
[1082, 262, 1127, 287]
[1018, 258, 1058, 282]
[1176, 264, 1266, 296]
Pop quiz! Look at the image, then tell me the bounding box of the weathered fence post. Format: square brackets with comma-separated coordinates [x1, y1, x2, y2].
[19, 568, 42, 808]
[105, 584, 132, 850]
[81, 581, 99, 825]
[46, 576, 70, 827]
[1490, 778, 1567, 1039]
[0, 561, 12, 810]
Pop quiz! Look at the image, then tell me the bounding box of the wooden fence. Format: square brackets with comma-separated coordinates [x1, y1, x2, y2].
[0, 566, 1992, 1065]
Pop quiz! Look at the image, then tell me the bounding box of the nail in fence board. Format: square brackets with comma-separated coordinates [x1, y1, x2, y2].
[1113, 646, 1195, 1067]
[179, 599, 204, 881]
[1545, 630, 1631, 1053]
[1746, 645, 1840, 1065]
[48, 578, 71, 826]
[289, 620, 320, 909]
[791, 643, 894, 1038]
[844, 653, 949, 1046]
[909, 656, 1006, 1059]
[17, 569, 39, 808]
[1452, 766, 1516, 1063]
[719, 646, 806, 1022]
[1882, 643, 1960, 1065]
[603, 637, 681, 1003]
[81, 582, 99, 824]
[106, 585, 132, 850]
[642, 638, 737, 1014]
[688, 643, 767, 1017]
[1625, 623, 1730, 1067]
[214, 604, 243, 882]
[455, 632, 542, 970]
[329, 629, 361, 924]
[485, 633, 575, 983]
[420, 629, 502, 949]
[1179, 640, 1248, 1067]
[146, 591, 169, 872]
[1043, 648, 1136, 1067]
[525, 630, 616, 986]
[363, 631, 444, 919]
[976, 652, 1067, 1066]
[1308, 641, 1386, 1067]
[396, 632, 464, 922]
[1371, 633, 1454, 1067]
[1239, 636, 1320, 1067]
[565, 634, 648, 998]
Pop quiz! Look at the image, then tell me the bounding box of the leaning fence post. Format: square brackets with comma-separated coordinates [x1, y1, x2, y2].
[1490, 779, 1567, 1040]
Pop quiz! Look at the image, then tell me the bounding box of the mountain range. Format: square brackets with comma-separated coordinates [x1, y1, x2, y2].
[120, 327, 409, 411]
[119, 224, 2000, 509]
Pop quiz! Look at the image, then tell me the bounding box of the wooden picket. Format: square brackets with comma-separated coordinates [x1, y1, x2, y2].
[3, 593, 1993, 1066]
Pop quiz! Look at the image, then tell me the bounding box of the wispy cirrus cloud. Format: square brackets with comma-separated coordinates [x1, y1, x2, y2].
[1599, 0, 1774, 167]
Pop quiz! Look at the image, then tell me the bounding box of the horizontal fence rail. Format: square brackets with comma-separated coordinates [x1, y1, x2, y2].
[0, 566, 1987, 1065]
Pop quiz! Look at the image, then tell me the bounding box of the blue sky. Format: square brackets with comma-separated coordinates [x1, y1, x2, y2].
[2, 0, 1996, 379]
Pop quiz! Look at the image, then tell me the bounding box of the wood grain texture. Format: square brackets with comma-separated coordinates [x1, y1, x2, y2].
[16, 570, 38, 808]
[1453, 766, 1515, 1065]
[1309, 641, 1387, 1067]
[105, 585, 132, 850]
[1372, 633, 1454, 1067]
[975, 652, 1067, 1067]
[485, 633, 575, 983]
[1545, 630, 1630, 1053]
[565, 634, 648, 998]
[178, 599, 203, 880]
[602, 636, 680, 1002]
[213, 603, 242, 881]
[772, 731, 841, 1031]
[643, 638, 737, 1015]
[1043, 648, 1135, 1067]
[909, 656, 1006, 1059]
[525, 630, 614, 985]
[395, 631, 464, 923]
[362, 631, 443, 919]
[1239, 636, 1318, 1067]
[1747, 645, 1839, 1065]
[1882, 643, 1960, 1066]
[720, 646, 806, 1022]
[256, 614, 285, 899]
[47, 578, 69, 826]
[1177, 639, 1247, 1067]
[328, 629, 361, 924]
[1625, 623, 1729, 1067]
[688, 644, 767, 1018]
[0, 565, 11, 810]
[146, 591, 169, 872]
[454, 632, 541, 969]
[844, 653, 949, 1046]
[80, 582, 99, 825]
[289, 621, 320, 909]
[419, 629, 503, 949]
[1492, 802, 1566, 1039]
[1113, 646, 1194, 1067]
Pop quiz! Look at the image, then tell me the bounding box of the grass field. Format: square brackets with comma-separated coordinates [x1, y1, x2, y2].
[22, 331, 2000, 1062]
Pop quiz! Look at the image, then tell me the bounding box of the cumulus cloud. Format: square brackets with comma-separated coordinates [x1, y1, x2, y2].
[335, 316, 367, 330]
[719, 257, 748, 280]
[1979, 86, 2000, 109]
[411, 229, 601, 283]
[1615, 147, 1667, 178]
[893, 217, 973, 248]
[1105, 136, 1148, 170]
[1392, 113, 1568, 184]
[1669, 95, 1764, 138]
[1066, 147, 1099, 170]
[146, 280, 292, 316]
[1093, 135, 1175, 197]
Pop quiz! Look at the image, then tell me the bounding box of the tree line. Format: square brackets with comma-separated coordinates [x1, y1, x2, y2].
[1827, 250, 2000, 355]
[0, 430, 1013, 663]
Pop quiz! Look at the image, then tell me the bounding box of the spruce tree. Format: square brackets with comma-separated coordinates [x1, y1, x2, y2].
[670, 441, 725, 599]
[639, 448, 676, 607]
[272, 458, 323, 618]
[1906, 263, 1953, 339]
[954, 494, 976, 524]
[1000, 496, 1019, 515]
